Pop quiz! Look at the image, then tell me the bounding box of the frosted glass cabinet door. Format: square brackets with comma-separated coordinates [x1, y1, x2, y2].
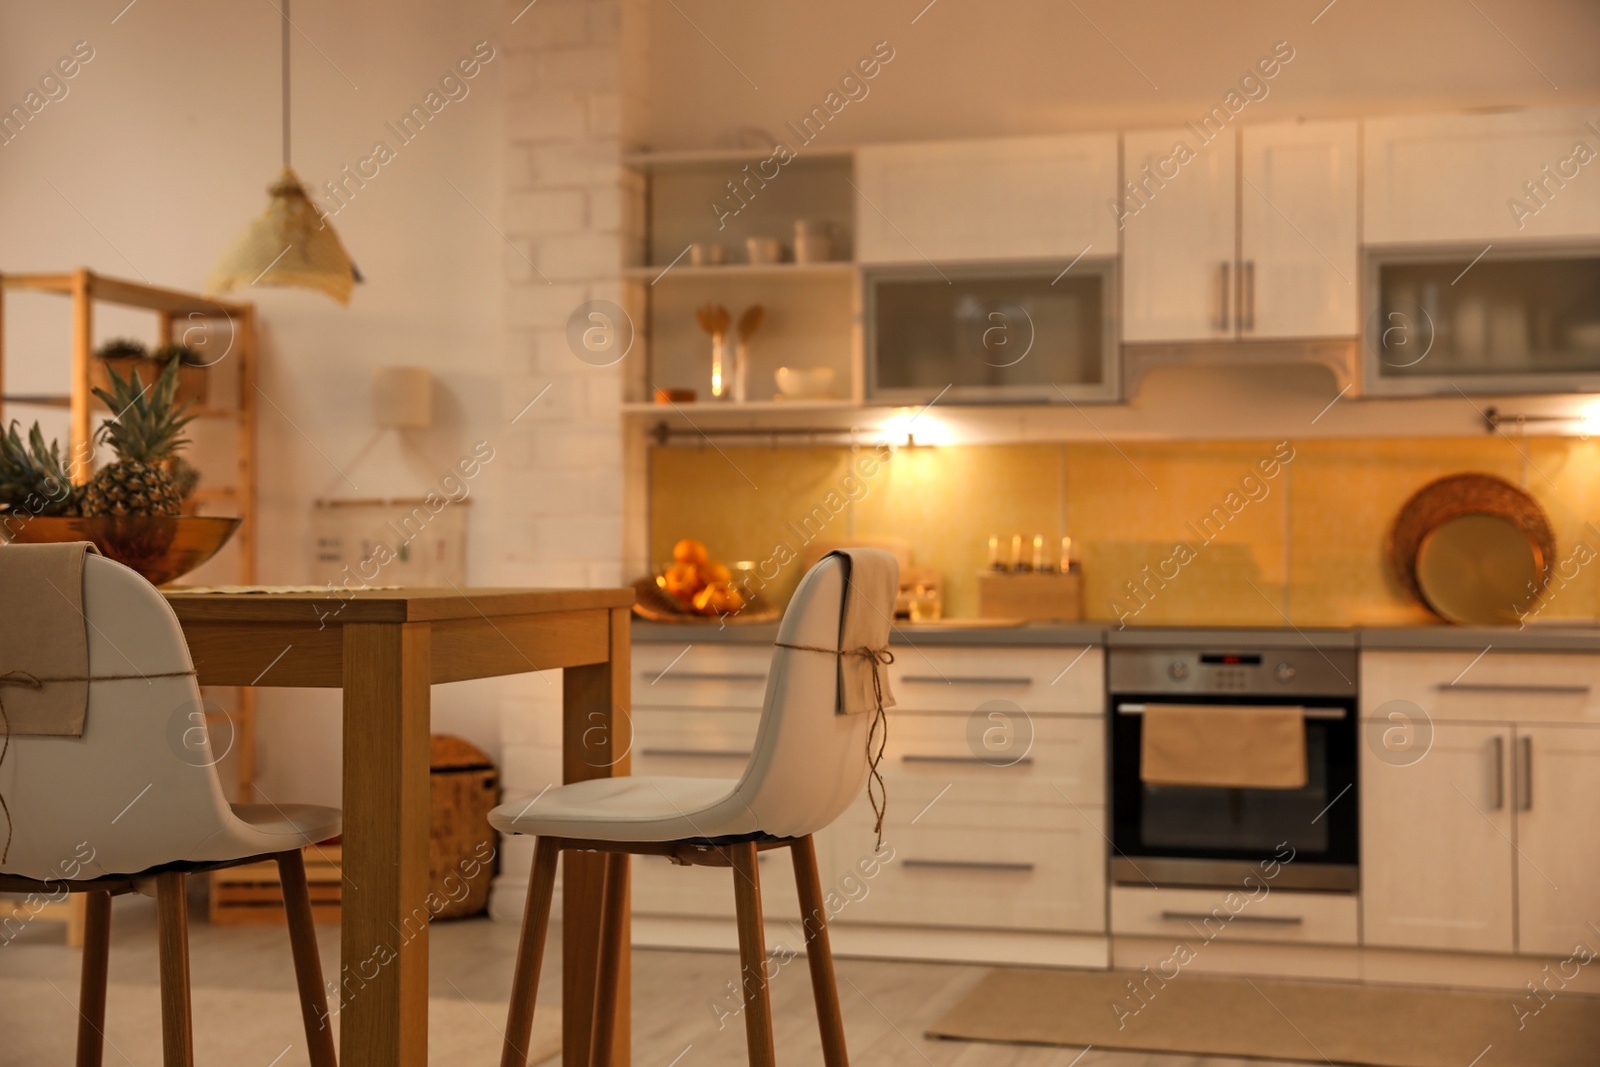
[1121, 127, 1237, 343]
[1365, 109, 1600, 244]
[853, 134, 1119, 264]
[1240, 121, 1360, 339]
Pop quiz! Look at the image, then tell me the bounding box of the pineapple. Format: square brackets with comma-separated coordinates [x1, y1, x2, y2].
[0, 421, 84, 516]
[84, 358, 194, 517]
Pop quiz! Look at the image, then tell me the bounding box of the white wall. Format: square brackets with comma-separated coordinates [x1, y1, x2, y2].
[0, 0, 516, 805]
[628, 0, 1599, 150]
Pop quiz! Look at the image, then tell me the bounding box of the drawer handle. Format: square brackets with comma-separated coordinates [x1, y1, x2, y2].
[1436, 683, 1590, 695]
[1159, 910, 1303, 926]
[902, 859, 1035, 874]
[641, 672, 768, 683]
[901, 754, 1035, 767]
[638, 748, 750, 760]
[1117, 703, 1346, 721]
[900, 676, 1033, 687]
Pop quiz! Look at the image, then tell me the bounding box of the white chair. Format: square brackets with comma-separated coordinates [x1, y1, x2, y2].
[491, 551, 897, 1067]
[0, 551, 342, 1067]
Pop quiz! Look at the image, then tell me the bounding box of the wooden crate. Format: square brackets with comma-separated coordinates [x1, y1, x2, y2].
[977, 569, 1083, 621]
[209, 845, 342, 926]
[429, 735, 500, 920]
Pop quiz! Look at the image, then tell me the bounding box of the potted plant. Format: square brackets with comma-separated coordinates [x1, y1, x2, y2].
[91, 339, 211, 406]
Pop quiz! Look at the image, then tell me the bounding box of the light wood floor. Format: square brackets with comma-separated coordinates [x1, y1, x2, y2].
[0, 891, 1303, 1066]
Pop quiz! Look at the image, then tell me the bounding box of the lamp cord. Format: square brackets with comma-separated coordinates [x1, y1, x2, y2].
[281, 0, 291, 168]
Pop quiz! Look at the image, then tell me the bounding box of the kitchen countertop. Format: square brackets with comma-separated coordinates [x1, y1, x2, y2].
[633, 618, 1600, 652]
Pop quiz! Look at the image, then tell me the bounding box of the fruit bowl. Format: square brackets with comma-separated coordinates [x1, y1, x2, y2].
[0, 515, 241, 586]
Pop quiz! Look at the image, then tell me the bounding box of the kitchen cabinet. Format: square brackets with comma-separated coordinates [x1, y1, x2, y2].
[1122, 121, 1359, 342]
[1361, 720, 1515, 954]
[853, 134, 1119, 264]
[1364, 108, 1600, 245]
[1514, 724, 1600, 956]
[1121, 127, 1237, 342]
[1240, 121, 1360, 338]
[1361, 650, 1600, 956]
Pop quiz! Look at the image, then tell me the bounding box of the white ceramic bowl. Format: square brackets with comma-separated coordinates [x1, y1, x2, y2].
[774, 366, 836, 399]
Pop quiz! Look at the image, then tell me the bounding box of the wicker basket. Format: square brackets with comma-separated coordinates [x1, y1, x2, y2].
[429, 735, 500, 920]
[91, 357, 208, 406]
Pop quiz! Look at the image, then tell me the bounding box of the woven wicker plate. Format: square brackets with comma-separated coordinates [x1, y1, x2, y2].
[1387, 473, 1553, 621]
[630, 576, 780, 625]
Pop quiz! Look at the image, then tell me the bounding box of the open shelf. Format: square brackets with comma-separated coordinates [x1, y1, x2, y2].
[622, 398, 857, 414]
[622, 145, 856, 170]
[623, 261, 856, 282]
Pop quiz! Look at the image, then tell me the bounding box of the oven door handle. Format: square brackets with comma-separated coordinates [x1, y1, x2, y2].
[1159, 910, 1304, 926]
[1115, 702, 1345, 720]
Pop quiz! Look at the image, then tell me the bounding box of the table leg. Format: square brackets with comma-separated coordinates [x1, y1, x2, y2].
[342, 622, 433, 1067]
[562, 607, 632, 1067]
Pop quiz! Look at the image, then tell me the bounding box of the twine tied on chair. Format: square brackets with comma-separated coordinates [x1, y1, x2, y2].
[0, 667, 198, 865]
[773, 642, 894, 851]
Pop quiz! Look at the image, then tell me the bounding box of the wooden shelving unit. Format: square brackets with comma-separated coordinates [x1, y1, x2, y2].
[0, 269, 261, 942]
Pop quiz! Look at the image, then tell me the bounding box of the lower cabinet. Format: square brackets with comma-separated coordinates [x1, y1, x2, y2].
[628, 639, 1110, 955]
[1361, 651, 1600, 957]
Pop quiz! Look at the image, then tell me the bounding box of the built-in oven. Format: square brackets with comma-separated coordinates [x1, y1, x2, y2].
[1108, 639, 1359, 892]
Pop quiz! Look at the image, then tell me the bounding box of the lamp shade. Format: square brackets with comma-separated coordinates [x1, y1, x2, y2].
[207, 167, 355, 305]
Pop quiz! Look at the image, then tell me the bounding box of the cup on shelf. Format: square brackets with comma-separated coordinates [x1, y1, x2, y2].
[773, 366, 836, 400]
[688, 243, 727, 267]
[745, 236, 783, 265]
[793, 220, 832, 264]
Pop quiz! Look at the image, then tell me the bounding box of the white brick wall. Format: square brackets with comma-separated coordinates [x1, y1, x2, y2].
[490, 0, 630, 922]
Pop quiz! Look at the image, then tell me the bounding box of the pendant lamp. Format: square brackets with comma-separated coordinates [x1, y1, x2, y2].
[207, 0, 359, 304]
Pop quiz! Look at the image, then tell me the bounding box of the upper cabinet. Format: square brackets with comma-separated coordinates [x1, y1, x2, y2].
[1365, 109, 1600, 245]
[1241, 121, 1360, 339]
[1122, 120, 1359, 343]
[1121, 127, 1238, 343]
[854, 134, 1119, 264]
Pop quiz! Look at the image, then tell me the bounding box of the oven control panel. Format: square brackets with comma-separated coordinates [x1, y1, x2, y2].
[1111, 647, 1356, 697]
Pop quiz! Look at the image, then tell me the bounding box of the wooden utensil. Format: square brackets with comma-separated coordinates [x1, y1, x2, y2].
[734, 305, 766, 402]
[695, 304, 731, 399]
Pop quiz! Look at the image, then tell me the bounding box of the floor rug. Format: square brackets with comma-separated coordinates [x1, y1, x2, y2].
[926, 967, 1600, 1066]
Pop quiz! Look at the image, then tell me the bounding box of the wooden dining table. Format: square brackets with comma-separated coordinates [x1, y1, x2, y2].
[162, 587, 637, 1067]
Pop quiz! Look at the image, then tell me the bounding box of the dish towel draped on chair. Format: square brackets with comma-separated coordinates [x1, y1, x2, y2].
[773, 547, 898, 847]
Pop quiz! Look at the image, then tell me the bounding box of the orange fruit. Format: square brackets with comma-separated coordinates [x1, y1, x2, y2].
[673, 538, 709, 565]
[701, 560, 731, 584]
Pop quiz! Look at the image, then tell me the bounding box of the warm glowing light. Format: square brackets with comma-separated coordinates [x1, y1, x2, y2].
[879, 407, 955, 447]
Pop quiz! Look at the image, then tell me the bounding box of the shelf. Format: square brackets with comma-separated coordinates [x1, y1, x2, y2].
[2, 394, 243, 420]
[623, 262, 856, 282]
[2, 271, 248, 317]
[623, 398, 857, 414]
[622, 145, 855, 170]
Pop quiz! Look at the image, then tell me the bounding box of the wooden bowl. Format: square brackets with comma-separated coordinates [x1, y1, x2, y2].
[0, 515, 241, 586]
[1387, 473, 1553, 620]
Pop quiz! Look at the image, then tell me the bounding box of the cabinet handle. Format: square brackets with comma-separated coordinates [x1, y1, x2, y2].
[1518, 736, 1533, 811]
[901, 754, 1035, 767]
[1490, 735, 1505, 811]
[900, 675, 1033, 687]
[902, 859, 1035, 874]
[1243, 260, 1256, 331]
[1218, 261, 1232, 332]
[642, 671, 767, 683]
[1159, 910, 1303, 926]
[638, 748, 750, 760]
[1436, 683, 1590, 695]
[1117, 703, 1345, 721]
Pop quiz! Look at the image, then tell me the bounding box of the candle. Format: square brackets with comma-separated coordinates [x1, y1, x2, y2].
[1059, 536, 1073, 572]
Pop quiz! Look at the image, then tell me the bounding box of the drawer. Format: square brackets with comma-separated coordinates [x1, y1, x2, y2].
[824, 799, 1107, 933]
[634, 643, 770, 710]
[630, 707, 758, 779]
[888, 645, 1103, 715]
[1111, 885, 1358, 946]
[1362, 651, 1600, 725]
[631, 847, 800, 920]
[885, 712, 1104, 806]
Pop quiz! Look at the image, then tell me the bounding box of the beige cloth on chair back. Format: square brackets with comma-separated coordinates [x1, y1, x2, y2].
[0, 541, 100, 737]
[829, 548, 898, 716]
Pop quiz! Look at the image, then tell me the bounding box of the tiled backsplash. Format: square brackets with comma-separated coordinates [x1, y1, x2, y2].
[649, 436, 1600, 627]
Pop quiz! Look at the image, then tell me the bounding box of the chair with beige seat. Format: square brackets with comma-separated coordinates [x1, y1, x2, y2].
[492, 548, 899, 1067]
[0, 544, 342, 1067]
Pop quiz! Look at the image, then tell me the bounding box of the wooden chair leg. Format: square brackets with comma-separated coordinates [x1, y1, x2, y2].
[502, 838, 560, 1067]
[587, 851, 630, 1067]
[155, 872, 194, 1067]
[791, 836, 849, 1067]
[276, 850, 338, 1067]
[74, 890, 112, 1067]
[730, 842, 776, 1067]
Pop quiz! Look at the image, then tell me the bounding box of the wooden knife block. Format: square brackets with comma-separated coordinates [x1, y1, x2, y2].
[977, 569, 1083, 621]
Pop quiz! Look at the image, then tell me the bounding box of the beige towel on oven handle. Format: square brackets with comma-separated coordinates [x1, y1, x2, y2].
[1140, 703, 1308, 790]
